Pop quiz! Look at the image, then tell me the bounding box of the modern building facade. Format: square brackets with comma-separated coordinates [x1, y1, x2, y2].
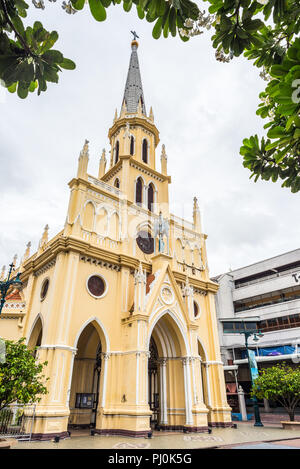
[213, 248, 300, 404]
[0, 40, 231, 440]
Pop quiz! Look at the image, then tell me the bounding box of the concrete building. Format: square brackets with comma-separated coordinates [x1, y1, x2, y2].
[213, 248, 300, 411]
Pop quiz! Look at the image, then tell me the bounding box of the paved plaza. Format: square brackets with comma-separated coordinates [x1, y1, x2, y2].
[10, 418, 300, 450]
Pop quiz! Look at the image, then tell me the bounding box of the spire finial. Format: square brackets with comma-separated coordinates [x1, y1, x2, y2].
[193, 197, 201, 233]
[131, 31, 139, 41]
[160, 144, 167, 175]
[130, 31, 139, 48]
[24, 241, 31, 261]
[39, 224, 49, 251]
[80, 139, 89, 157]
[149, 106, 154, 121]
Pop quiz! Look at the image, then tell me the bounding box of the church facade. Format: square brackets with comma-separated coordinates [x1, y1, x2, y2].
[1, 40, 232, 440]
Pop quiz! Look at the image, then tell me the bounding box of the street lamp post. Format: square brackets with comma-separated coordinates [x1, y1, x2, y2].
[243, 329, 264, 427]
[0, 262, 23, 315]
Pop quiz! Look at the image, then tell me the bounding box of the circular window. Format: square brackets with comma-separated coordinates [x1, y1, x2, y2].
[136, 231, 154, 254]
[40, 278, 49, 301]
[194, 300, 200, 318]
[87, 275, 106, 298]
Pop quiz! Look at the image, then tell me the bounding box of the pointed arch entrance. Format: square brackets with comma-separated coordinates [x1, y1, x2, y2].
[148, 312, 192, 430]
[68, 320, 107, 429]
[27, 315, 43, 353]
[198, 339, 211, 409]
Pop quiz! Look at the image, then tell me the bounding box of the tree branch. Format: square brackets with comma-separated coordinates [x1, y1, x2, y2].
[0, 0, 33, 57]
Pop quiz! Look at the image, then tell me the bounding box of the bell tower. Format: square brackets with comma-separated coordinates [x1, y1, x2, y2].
[101, 40, 171, 216]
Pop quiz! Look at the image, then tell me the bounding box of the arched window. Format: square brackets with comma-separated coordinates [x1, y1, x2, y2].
[142, 139, 148, 164]
[115, 141, 119, 164]
[135, 177, 143, 205]
[114, 178, 120, 189]
[130, 136, 134, 156]
[83, 202, 95, 232]
[148, 183, 154, 212]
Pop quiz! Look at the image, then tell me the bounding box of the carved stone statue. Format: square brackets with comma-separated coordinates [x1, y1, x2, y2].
[154, 211, 169, 253]
[123, 122, 131, 154]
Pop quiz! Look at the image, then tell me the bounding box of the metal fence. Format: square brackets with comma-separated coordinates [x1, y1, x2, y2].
[0, 404, 36, 441]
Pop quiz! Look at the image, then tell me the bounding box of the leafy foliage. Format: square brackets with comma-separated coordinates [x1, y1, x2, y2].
[251, 363, 300, 421]
[0, 337, 48, 410]
[0, 0, 75, 97]
[241, 33, 300, 192]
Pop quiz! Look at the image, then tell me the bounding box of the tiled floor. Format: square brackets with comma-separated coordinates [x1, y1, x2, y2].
[11, 421, 300, 450]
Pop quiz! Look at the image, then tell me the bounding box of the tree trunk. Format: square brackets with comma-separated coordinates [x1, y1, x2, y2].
[287, 408, 295, 422]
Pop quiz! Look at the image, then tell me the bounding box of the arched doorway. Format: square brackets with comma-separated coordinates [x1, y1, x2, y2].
[148, 337, 159, 427]
[27, 315, 43, 355]
[198, 340, 210, 409]
[148, 313, 190, 430]
[68, 322, 103, 429]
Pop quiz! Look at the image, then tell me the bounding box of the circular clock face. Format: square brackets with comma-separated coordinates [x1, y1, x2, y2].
[87, 275, 105, 298]
[136, 231, 154, 254]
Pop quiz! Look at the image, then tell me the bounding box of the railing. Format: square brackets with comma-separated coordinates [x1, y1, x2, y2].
[0, 404, 36, 440]
[170, 214, 194, 230]
[87, 176, 123, 197]
[259, 316, 300, 333]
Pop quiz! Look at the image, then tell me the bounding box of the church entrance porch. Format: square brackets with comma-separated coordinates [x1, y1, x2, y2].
[68, 322, 102, 429]
[147, 313, 192, 432]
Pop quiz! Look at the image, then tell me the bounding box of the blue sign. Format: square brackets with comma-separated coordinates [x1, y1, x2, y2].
[248, 350, 259, 381]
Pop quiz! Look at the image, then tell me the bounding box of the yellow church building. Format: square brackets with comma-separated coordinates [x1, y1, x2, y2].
[0, 40, 232, 440]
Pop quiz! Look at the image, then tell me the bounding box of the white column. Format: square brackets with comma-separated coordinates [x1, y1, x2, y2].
[238, 385, 247, 421]
[204, 363, 212, 407]
[136, 352, 140, 405]
[66, 350, 77, 407]
[191, 358, 197, 405]
[198, 358, 204, 404]
[182, 358, 193, 425]
[159, 358, 168, 424]
[101, 353, 110, 408]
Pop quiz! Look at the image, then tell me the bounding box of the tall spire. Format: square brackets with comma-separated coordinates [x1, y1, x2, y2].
[122, 40, 146, 115]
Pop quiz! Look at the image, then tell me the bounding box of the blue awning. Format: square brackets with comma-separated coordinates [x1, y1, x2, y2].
[241, 345, 295, 359]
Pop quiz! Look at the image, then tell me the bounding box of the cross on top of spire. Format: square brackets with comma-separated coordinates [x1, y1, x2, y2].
[131, 30, 139, 41]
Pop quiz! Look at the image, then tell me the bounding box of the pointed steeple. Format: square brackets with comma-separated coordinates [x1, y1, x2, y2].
[38, 224, 49, 252]
[122, 40, 146, 115]
[161, 144, 167, 175]
[193, 197, 202, 233]
[98, 148, 107, 179]
[149, 106, 154, 122]
[77, 139, 89, 179]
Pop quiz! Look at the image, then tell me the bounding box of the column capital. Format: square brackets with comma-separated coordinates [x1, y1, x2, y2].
[181, 357, 192, 366]
[158, 358, 168, 366]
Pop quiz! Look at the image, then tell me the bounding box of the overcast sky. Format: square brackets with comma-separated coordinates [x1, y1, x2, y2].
[0, 2, 299, 277]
